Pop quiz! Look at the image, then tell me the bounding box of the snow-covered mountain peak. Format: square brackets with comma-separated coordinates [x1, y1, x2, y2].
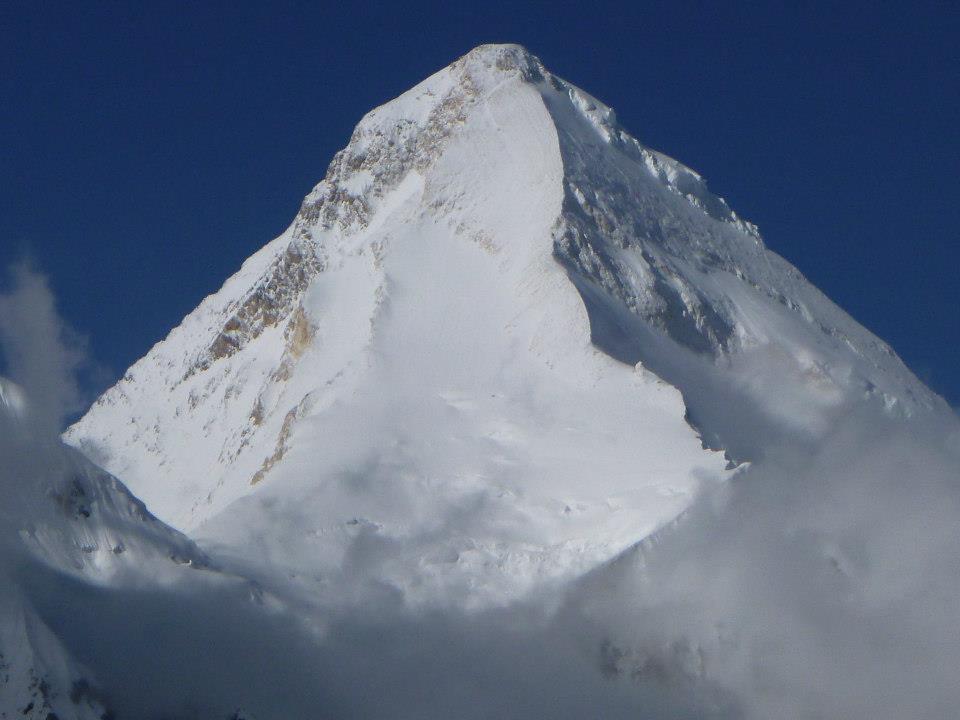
[67, 45, 944, 610]
[293, 44, 545, 233]
[295, 42, 748, 243]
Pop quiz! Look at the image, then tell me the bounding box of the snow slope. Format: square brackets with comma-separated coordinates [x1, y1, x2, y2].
[0, 378, 210, 719]
[66, 44, 943, 610]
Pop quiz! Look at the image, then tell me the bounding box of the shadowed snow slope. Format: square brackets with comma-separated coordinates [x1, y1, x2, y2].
[0, 378, 212, 719]
[67, 44, 941, 613]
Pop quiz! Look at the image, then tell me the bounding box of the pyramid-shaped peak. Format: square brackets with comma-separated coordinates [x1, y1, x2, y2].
[61, 42, 948, 663]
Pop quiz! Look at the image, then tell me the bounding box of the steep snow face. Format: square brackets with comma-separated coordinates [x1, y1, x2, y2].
[539, 75, 944, 456]
[67, 44, 939, 607]
[0, 382, 208, 719]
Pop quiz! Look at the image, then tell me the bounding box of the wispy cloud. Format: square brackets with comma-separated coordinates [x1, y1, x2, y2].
[0, 261, 86, 436]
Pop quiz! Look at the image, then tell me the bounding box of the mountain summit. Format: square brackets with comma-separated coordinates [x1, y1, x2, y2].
[0, 42, 950, 719]
[67, 44, 939, 609]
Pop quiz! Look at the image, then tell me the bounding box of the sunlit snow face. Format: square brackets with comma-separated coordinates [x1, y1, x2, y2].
[6, 44, 956, 720]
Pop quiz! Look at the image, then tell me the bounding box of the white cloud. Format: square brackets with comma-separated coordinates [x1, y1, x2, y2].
[564, 403, 960, 719]
[0, 262, 86, 436]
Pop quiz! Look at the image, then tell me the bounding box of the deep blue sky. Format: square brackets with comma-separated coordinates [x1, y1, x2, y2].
[2, 2, 958, 407]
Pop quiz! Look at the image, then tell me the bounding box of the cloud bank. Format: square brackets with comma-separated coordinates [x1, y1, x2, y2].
[30, 404, 959, 720]
[564, 404, 960, 719]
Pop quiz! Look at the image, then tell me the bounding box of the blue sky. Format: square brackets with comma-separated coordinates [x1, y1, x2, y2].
[2, 1, 958, 406]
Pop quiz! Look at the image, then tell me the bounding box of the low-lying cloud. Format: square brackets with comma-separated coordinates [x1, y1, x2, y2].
[30, 402, 958, 720]
[564, 403, 960, 720]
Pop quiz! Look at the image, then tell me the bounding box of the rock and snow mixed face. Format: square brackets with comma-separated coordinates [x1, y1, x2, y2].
[65, 45, 941, 612]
